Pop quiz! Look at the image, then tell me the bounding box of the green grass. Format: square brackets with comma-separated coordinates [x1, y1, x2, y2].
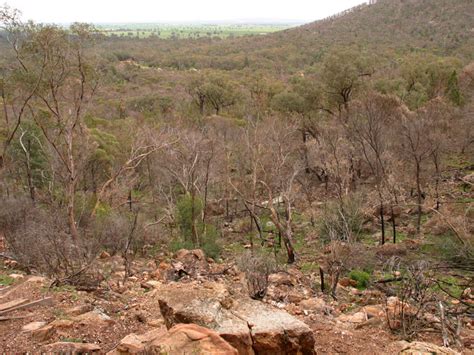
[47, 285, 80, 301]
[300, 261, 319, 274]
[0, 275, 15, 286]
[97, 23, 295, 39]
[433, 276, 464, 298]
[60, 338, 83, 343]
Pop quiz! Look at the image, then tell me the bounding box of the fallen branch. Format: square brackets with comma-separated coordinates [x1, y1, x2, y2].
[0, 297, 53, 315]
[375, 277, 405, 284]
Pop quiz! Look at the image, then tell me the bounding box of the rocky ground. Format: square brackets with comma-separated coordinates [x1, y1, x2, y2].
[0, 248, 472, 354]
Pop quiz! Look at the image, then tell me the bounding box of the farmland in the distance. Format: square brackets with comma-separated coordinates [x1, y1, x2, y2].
[96, 23, 298, 39]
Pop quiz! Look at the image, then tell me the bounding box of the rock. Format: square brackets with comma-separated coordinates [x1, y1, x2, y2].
[287, 290, 305, 303]
[26, 275, 46, 283]
[337, 311, 367, 324]
[170, 249, 209, 278]
[4, 259, 18, 269]
[387, 296, 416, 317]
[31, 324, 56, 341]
[74, 308, 114, 326]
[115, 333, 145, 353]
[22, 321, 46, 332]
[65, 304, 93, 316]
[141, 280, 161, 290]
[41, 342, 101, 353]
[299, 298, 328, 314]
[49, 319, 75, 330]
[9, 273, 25, 280]
[110, 326, 235, 355]
[268, 272, 294, 287]
[148, 324, 238, 354]
[399, 341, 460, 354]
[100, 250, 111, 259]
[362, 305, 384, 319]
[156, 281, 315, 355]
[339, 277, 358, 287]
[30, 319, 74, 341]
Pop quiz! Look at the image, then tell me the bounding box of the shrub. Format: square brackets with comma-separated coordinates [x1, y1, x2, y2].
[172, 194, 221, 259]
[0, 275, 14, 286]
[319, 196, 363, 244]
[0, 197, 105, 282]
[237, 252, 276, 299]
[349, 270, 371, 290]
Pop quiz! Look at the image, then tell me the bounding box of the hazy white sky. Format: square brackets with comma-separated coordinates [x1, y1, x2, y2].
[5, 0, 367, 23]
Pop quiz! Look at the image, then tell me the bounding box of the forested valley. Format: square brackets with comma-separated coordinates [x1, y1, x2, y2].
[0, 0, 473, 353]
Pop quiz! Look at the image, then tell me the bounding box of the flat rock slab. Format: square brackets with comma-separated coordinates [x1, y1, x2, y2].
[41, 342, 101, 353]
[22, 321, 47, 332]
[0, 298, 29, 312]
[156, 282, 315, 355]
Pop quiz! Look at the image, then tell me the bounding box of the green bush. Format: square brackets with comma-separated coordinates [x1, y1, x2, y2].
[349, 270, 371, 290]
[172, 194, 221, 260]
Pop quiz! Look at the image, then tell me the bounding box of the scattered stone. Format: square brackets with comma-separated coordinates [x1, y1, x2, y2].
[22, 321, 46, 332]
[299, 297, 329, 314]
[171, 249, 209, 278]
[4, 260, 18, 269]
[31, 324, 56, 341]
[339, 277, 357, 287]
[41, 342, 101, 353]
[337, 311, 367, 324]
[362, 305, 384, 319]
[100, 251, 111, 259]
[268, 272, 294, 287]
[25, 276, 47, 284]
[115, 333, 146, 353]
[141, 280, 161, 290]
[399, 341, 460, 355]
[65, 304, 93, 316]
[75, 308, 114, 326]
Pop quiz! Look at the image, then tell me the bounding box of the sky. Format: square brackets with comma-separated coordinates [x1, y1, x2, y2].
[4, 0, 367, 24]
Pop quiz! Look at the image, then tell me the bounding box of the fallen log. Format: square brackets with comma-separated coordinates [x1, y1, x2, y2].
[0, 297, 53, 315]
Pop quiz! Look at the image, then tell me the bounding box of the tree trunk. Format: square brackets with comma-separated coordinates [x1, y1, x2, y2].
[391, 205, 397, 244]
[67, 181, 78, 242]
[319, 267, 325, 292]
[67, 131, 78, 242]
[415, 160, 422, 234]
[380, 203, 385, 245]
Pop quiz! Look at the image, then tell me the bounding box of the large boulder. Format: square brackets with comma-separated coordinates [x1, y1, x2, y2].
[155, 281, 315, 355]
[399, 341, 460, 355]
[149, 324, 238, 354]
[109, 325, 237, 354]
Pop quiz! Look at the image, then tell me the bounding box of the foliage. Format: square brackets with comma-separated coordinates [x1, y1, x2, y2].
[348, 270, 371, 290]
[175, 194, 221, 259]
[0, 274, 14, 286]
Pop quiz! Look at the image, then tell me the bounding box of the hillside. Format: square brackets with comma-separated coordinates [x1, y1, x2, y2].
[109, 0, 474, 71]
[287, 0, 474, 54]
